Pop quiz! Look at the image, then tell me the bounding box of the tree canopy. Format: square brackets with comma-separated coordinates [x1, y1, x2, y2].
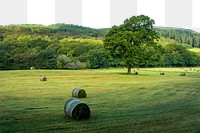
[0, 23, 200, 70]
[104, 15, 159, 74]
[155, 27, 200, 48]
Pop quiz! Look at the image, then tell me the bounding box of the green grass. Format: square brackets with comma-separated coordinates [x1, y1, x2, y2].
[189, 48, 200, 54]
[0, 68, 200, 133]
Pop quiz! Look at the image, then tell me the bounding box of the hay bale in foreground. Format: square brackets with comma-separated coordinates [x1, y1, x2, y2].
[64, 99, 90, 120]
[40, 76, 47, 81]
[160, 72, 165, 75]
[180, 73, 186, 76]
[72, 88, 87, 98]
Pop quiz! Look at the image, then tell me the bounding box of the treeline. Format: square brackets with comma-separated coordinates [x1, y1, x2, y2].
[0, 24, 200, 70]
[0, 24, 106, 40]
[0, 35, 199, 70]
[1, 24, 200, 48]
[0, 35, 111, 70]
[161, 43, 200, 67]
[155, 27, 200, 48]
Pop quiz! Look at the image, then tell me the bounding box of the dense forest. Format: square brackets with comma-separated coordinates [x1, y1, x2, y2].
[155, 27, 200, 48]
[0, 24, 200, 70]
[0, 24, 106, 39]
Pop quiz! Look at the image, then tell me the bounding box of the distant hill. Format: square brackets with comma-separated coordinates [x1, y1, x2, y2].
[0, 24, 106, 39]
[154, 27, 200, 48]
[1, 24, 200, 70]
[0, 24, 200, 48]
[99, 26, 200, 48]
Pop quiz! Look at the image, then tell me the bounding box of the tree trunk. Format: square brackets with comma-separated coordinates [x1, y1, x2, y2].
[127, 65, 131, 74]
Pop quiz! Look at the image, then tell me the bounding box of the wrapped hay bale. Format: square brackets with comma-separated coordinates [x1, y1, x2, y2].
[180, 73, 186, 76]
[64, 99, 90, 120]
[133, 71, 138, 75]
[40, 76, 47, 81]
[160, 72, 165, 75]
[72, 88, 87, 98]
[30, 66, 35, 70]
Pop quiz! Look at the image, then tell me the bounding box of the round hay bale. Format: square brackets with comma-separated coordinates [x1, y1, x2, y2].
[133, 71, 138, 75]
[64, 99, 90, 120]
[72, 88, 87, 98]
[160, 72, 165, 75]
[40, 76, 47, 81]
[30, 66, 35, 70]
[180, 73, 186, 76]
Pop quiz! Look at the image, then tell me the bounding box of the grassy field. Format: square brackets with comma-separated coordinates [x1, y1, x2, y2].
[189, 48, 200, 54]
[0, 68, 200, 133]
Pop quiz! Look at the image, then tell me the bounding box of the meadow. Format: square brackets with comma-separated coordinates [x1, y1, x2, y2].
[189, 48, 200, 54]
[0, 68, 200, 133]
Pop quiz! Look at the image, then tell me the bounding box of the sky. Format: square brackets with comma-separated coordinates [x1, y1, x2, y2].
[0, 0, 200, 32]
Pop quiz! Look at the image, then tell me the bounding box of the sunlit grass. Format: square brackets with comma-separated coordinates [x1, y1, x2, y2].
[0, 68, 200, 132]
[189, 48, 200, 53]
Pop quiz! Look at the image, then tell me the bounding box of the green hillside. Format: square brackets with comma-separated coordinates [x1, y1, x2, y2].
[0, 24, 106, 39]
[1, 24, 200, 48]
[189, 48, 200, 55]
[0, 24, 200, 70]
[154, 27, 200, 48]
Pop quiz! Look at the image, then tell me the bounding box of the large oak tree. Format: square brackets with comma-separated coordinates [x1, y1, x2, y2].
[104, 15, 159, 74]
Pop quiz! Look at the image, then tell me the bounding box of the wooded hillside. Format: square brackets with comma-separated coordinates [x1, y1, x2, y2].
[155, 27, 200, 48]
[0, 24, 200, 70]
